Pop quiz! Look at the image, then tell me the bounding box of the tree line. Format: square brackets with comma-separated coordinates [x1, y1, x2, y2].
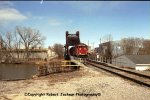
[92, 34, 150, 64]
[100, 34, 150, 57]
[120, 37, 150, 55]
[0, 26, 45, 61]
[49, 43, 64, 59]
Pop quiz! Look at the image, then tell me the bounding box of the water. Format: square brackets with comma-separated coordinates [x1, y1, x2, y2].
[0, 64, 38, 81]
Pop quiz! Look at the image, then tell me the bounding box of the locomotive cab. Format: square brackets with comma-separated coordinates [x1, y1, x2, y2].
[76, 44, 88, 58]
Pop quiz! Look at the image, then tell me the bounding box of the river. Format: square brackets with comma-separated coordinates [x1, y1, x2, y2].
[0, 64, 38, 81]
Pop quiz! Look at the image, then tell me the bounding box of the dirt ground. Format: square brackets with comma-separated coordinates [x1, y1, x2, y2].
[0, 65, 150, 100]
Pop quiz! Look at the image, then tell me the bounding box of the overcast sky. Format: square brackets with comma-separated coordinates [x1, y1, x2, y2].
[0, 1, 150, 48]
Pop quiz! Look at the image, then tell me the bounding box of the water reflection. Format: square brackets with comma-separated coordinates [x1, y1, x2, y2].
[0, 64, 38, 80]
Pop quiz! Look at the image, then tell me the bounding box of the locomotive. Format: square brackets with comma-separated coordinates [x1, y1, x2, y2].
[69, 43, 88, 58]
[64, 31, 88, 60]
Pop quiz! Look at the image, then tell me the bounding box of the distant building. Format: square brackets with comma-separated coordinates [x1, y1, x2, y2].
[100, 42, 111, 55]
[47, 47, 56, 57]
[12, 49, 48, 60]
[0, 49, 49, 62]
[96, 41, 141, 57]
[112, 55, 150, 70]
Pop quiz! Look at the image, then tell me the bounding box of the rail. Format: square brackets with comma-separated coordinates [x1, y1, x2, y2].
[86, 59, 150, 87]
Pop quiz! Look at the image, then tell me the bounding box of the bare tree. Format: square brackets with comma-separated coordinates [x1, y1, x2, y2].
[0, 26, 46, 62]
[13, 30, 22, 59]
[142, 40, 150, 54]
[0, 35, 5, 61]
[0, 31, 23, 61]
[53, 43, 64, 58]
[0, 32, 14, 62]
[0, 34, 4, 49]
[103, 34, 113, 43]
[16, 26, 45, 59]
[121, 37, 143, 55]
[121, 38, 132, 54]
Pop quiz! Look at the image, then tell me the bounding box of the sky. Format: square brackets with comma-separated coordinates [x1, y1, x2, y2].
[0, 1, 150, 48]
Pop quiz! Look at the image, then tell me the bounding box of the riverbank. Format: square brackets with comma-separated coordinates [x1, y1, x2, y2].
[0, 65, 150, 100]
[0, 57, 65, 81]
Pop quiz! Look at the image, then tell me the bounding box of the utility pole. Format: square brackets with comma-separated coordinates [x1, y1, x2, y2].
[98, 38, 101, 55]
[100, 38, 101, 45]
[92, 42, 95, 50]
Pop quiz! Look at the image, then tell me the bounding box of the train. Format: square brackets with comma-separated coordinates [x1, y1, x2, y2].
[69, 43, 88, 58]
[64, 31, 88, 60]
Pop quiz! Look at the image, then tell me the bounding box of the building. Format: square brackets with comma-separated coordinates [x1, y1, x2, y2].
[95, 42, 111, 57]
[47, 47, 56, 60]
[0, 49, 49, 62]
[12, 49, 48, 60]
[112, 55, 150, 70]
[93, 41, 113, 63]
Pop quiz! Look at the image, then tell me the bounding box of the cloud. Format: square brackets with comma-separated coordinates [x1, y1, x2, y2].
[0, 8, 27, 22]
[0, 1, 28, 27]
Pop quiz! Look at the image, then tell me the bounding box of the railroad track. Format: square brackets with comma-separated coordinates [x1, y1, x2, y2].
[86, 59, 150, 88]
